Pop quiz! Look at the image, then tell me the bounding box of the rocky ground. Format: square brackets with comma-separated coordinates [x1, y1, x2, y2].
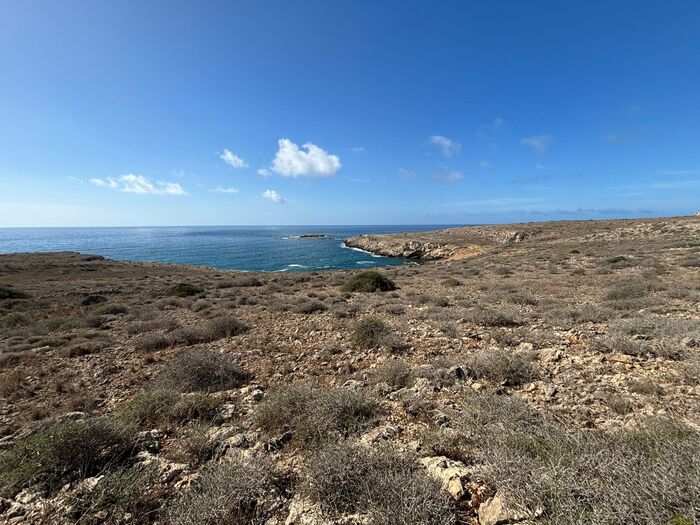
[0, 216, 699, 524]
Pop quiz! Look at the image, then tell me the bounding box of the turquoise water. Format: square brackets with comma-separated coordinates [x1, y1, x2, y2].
[0, 225, 451, 272]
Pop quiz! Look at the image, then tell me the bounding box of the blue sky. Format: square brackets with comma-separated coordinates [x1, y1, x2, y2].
[1, 1, 699, 226]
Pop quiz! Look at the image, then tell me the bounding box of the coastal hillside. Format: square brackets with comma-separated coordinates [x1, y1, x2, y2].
[1, 216, 699, 524]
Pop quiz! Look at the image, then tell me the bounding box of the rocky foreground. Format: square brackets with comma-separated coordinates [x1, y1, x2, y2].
[0, 216, 699, 524]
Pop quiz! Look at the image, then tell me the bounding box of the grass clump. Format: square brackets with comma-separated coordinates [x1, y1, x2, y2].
[466, 347, 536, 386]
[604, 282, 650, 301]
[168, 455, 279, 525]
[120, 388, 218, 429]
[352, 316, 390, 349]
[254, 384, 379, 449]
[204, 315, 248, 339]
[94, 303, 128, 315]
[373, 360, 414, 390]
[341, 271, 396, 293]
[458, 392, 700, 525]
[465, 307, 522, 327]
[0, 311, 30, 328]
[302, 443, 454, 525]
[166, 283, 204, 297]
[0, 417, 137, 497]
[0, 285, 29, 300]
[133, 332, 170, 352]
[158, 348, 247, 393]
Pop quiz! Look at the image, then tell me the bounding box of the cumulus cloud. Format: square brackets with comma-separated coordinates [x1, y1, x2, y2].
[211, 186, 239, 193]
[434, 169, 463, 183]
[262, 189, 285, 203]
[521, 134, 553, 153]
[271, 138, 341, 177]
[90, 174, 186, 195]
[429, 135, 461, 157]
[257, 168, 271, 177]
[220, 149, 248, 168]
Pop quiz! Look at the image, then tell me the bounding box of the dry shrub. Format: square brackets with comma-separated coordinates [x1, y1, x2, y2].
[158, 349, 247, 393]
[467, 347, 536, 385]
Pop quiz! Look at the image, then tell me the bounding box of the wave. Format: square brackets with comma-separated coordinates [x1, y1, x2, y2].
[356, 260, 376, 265]
[340, 242, 383, 257]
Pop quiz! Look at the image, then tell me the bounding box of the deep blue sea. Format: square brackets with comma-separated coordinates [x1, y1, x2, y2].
[0, 225, 452, 272]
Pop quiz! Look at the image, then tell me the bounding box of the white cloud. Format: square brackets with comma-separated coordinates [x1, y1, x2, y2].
[397, 168, 417, 179]
[352, 146, 365, 153]
[211, 186, 239, 193]
[271, 138, 341, 177]
[257, 168, 271, 177]
[434, 169, 462, 183]
[477, 118, 506, 137]
[65, 176, 83, 183]
[521, 134, 553, 153]
[429, 135, 461, 157]
[220, 149, 248, 168]
[262, 189, 285, 203]
[536, 163, 553, 170]
[90, 174, 186, 195]
[479, 161, 494, 169]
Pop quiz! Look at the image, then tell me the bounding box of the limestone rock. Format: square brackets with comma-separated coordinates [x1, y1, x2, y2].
[418, 456, 471, 500]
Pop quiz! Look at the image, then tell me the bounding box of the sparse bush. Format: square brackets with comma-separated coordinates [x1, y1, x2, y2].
[166, 283, 204, 297]
[133, 332, 169, 351]
[352, 316, 390, 349]
[230, 275, 263, 287]
[168, 455, 279, 525]
[373, 360, 413, 390]
[605, 282, 650, 301]
[169, 325, 208, 346]
[0, 285, 29, 300]
[204, 315, 248, 339]
[341, 271, 396, 293]
[303, 443, 454, 525]
[419, 427, 469, 462]
[158, 349, 247, 393]
[169, 424, 218, 465]
[67, 463, 160, 524]
[293, 299, 327, 314]
[121, 388, 219, 429]
[0, 417, 137, 497]
[459, 392, 700, 525]
[680, 354, 700, 385]
[465, 307, 522, 327]
[254, 384, 379, 449]
[467, 347, 536, 385]
[0, 311, 30, 328]
[95, 303, 128, 315]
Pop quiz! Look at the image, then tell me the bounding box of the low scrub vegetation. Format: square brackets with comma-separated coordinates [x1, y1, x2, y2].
[0, 285, 29, 300]
[158, 348, 247, 393]
[166, 283, 204, 297]
[254, 384, 379, 449]
[302, 443, 454, 525]
[168, 455, 279, 525]
[120, 387, 218, 428]
[341, 271, 396, 293]
[352, 316, 390, 349]
[459, 393, 700, 525]
[0, 417, 137, 497]
[467, 347, 537, 385]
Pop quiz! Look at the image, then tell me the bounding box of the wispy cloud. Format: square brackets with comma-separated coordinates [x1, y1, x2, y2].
[651, 180, 700, 189]
[65, 176, 83, 183]
[211, 186, 239, 193]
[90, 174, 186, 195]
[257, 168, 271, 177]
[510, 174, 551, 185]
[479, 160, 494, 169]
[434, 169, 462, 183]
[220, 149, 248, 168]
[521, 134, 553, 153]
[429, 135, 461, 157]
[261, 189, 285, 203]
[536, 163, 552, 170]
[270, 138, 341, 177]
[397, 168, 417, 179]
[441, 197, 542, 208]
[655, 170, 696, 176]
[352, 146, 365, 153]
[476, 117, 505, 137]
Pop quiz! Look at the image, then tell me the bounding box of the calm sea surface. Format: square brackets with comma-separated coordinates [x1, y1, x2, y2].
[0, 226, 453, 272]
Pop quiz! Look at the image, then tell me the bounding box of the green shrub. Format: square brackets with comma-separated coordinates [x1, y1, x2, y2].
[158, 349, 247, 393]
[303, 443, 454, 525]
[0, 417, 137, 497]
[341, 271, 396, 293]
[95, 303, 128, 315]
[120, 388, 219, 429]
[0, 285, 29, 300]
[166, 283, 204, 297]
[0, 312, 30, 328]
[352, 316, 390, 349]
[254, 384, 379, 449]
[168, 455, 278, 525]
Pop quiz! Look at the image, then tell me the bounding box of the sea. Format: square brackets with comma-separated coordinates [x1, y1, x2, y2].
[0, 225, 452, 272]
